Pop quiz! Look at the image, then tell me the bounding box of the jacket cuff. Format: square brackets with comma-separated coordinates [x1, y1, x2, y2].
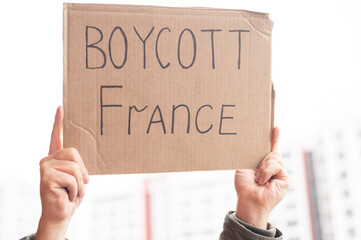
[19, 234, 35, 240]
[223, 211, 283, 239]
[20, 233, 68, 240]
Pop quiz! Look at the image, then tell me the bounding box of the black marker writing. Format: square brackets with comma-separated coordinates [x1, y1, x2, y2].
[229, 30, 250, 69]
[128, 105, 148, 135]
[86, 26, 106, 69]
[109, 26, 128, 69]
[178, 28, 197, 69]
[100, 85, 123, 135]
[201, 29, 222, 69]
[134, 26, 155, 69]
[86, 26, 250, 70]
[219, 104, 237, 135]
[171, 104, 191, 134]
[195, 104, 213, 134]
[156, 27, 171, 69]
[147, 105, 166, 134]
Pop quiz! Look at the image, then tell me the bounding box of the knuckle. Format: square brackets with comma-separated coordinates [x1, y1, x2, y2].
[73, 162, 82, 176]
[67, 162, 83, 182]
[70, 175, 78, 186]
[39, 161, 51, 175]
[40, 171, 52, 188]
[39, 162, 46, 173]
[39, 156, 50, 166]
[69, 147, 79, 156]
[64, 147, 77, 157]
[75, 170, 83, 183]
[263, 168, 271, 175]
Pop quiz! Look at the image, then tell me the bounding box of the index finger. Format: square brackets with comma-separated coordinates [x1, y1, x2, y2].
[271, 126, 280, 152]
[49, 106, 64, 155]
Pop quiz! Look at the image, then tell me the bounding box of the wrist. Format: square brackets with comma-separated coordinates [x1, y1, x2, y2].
[235, 200, 269, 230]
[36, 215, 69, 240]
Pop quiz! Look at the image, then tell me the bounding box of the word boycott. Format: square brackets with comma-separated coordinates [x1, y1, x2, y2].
[86, 26, 250, 70]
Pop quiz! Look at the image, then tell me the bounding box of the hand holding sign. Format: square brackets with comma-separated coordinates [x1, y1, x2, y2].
[234, 127, 290, 229]
[36, 106, 89, 240]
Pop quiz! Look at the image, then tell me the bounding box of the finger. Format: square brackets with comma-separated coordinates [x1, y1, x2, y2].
[271, 126, 280, 152]
[49, 106, 64, 155]
[50, 160, 85, 199]
[52, 169, 78, 202]
[271, 165, 290, 182]
[257, 163, 284, 185]
[52, 148, 89, 184]
[257, 152, 282, 170]
[271, 170, 291, 190]
[255, 152, 282, 182]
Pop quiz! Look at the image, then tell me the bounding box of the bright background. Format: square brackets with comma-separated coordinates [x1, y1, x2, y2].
[1, 0, 361, 239]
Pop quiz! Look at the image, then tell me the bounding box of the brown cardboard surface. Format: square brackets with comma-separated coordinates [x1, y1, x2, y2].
[63, 3, 274, 175]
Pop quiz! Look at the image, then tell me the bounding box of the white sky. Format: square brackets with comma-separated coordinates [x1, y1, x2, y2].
[1, 0, 360, 179]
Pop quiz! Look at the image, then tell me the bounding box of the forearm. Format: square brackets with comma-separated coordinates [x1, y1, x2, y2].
[236, 200, 269, 230]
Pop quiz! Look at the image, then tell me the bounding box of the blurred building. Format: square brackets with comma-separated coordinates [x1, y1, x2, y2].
[0, 178, 40, 239]
[146, 171, 235, 240]
[145, 155, 314, 240]
[6, 124, 361, 240]
[67, 176, 147, 240]
[306, 121, 361, 240]
[269, 146, 314, 240]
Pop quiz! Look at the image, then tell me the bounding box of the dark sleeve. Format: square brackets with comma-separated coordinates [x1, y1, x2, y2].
[20, 233, 68, 240]
[219, 211, 283, 240]
[19, 234, 35, 240]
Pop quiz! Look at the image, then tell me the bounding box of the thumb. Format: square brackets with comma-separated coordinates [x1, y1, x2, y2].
[49, 106, 64, 155]
[271, 126, 280, 152]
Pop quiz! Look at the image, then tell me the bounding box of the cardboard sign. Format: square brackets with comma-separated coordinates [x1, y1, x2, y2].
[63, 3, 274, 175]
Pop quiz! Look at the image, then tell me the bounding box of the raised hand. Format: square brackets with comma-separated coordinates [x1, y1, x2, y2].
[234, 127, 290, 229]
[36, 106, 89, 240]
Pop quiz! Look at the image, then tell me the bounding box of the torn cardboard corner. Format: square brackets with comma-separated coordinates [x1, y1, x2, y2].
[63, 3, 274, 175]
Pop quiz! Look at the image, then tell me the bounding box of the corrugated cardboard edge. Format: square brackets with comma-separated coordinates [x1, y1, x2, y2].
[63, 3, 273, 38]
[63, 4, 100, 173]
[271, 83, 275, 150]
[63, 4, 68, 136]
[64, 3, 270, 15]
